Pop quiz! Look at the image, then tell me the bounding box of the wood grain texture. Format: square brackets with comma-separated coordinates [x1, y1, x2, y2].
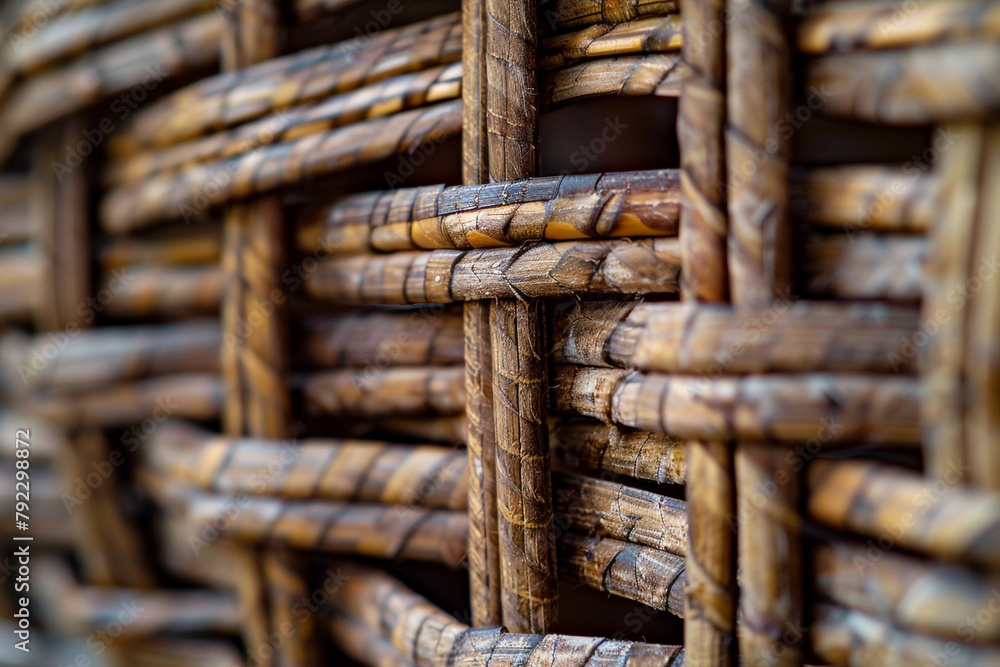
[299, 365, 466, 418]
[541, 54, 683, 109]
[540, 0, 677, 32]
[538, 15, 682, 69]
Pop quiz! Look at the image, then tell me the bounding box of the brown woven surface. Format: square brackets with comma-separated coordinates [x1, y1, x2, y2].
[1, 0, 999, 664]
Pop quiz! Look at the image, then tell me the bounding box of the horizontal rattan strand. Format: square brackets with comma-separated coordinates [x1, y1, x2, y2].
[540, 0, 678, 32]
[101, 99, 463, 232]
[807, 459, 1000, 570]
[814, 541, 1000, 642]
[299, 365, 465, 418]
[554, 471, 687, 555]
[328, 562, 686, 666]
[541, 54, 682, 108]
[104, 62, 463, 187]
[559, 532, 685, 615]
[796, 0, 1000, 55]
[3, 0, 113, 37]
[299, 170, 681, 253]
[805, 39, 1000, 124]
[110, 13, 462, 154]
[790, 164, 937, 233]
[295, 309, 465, 368]
[183, 495, 470, 566]
[0, 319, 220, 395]
[812, 604, 1000, 667]
[538, 15, 682, 69]
[551, 419, 686, 484]
[303, 238, 681, 304]
[6, 0, 215, 76]
[34, 558, 243, 637]
[802, 234, 924, 301]
[0, 12, 222, 162]
[552, 299, 920, 373]
[146, 422, 468, 508]
[98, 264, 223, 319]
[25, 372, 221, 428]
[553, 365, 921, 444]
[99, 229, 222, 270]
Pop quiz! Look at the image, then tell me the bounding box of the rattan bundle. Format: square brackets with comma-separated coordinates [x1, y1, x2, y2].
[0, 0, 998, 665]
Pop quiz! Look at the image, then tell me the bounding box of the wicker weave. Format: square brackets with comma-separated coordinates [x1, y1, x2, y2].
[0, 0, 998, 665]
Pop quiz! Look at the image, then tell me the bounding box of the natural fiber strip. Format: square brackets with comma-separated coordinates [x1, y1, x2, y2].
[299, 170, 680, 253]
[807, 459, 1000, 570]
[111, 12, 462, 152]
[145, 423, 468, 509]
[552, 300, 921, 373]
[464, 300, 502, 626]
[33, 558, 243, 636]
[791, 165, 937, 233]
[797, 0, 1000, 55]
[490, 299, 558, 633]
[540, 0, 677, 32]
[814, 541, 1000, 642]
[538, 15, 682, 69]
[1, 320, 220, 395]
[186, 495, 470, 567]
[812, 604, 1000, 667]
[295, 309, 464, 368]
[553, 471, 687, 555]
[553, 366, 921, 444]
[98, 264, 223, 318]
[558, 533, 686, 615]
[0, 12, 222, 161]
[802, 234, 925, 301]
[25, 373, 222, 428]
[100, 99, 463, 232]
[99, 229, 222, 270]
[303, 238, 681, 304]
[0, 243, 43, 321]
[550, 420, 686, 484]
[7, 0, 215, 75]
[541, 53, 682, 108]
[805, 40, 1000, 124]
[105, 61, 462, 187]
[299, 365, 466, 418]
[325, 562, 686, 666]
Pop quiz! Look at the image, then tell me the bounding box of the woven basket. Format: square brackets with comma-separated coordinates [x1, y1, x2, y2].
[1, 0, 999, 664]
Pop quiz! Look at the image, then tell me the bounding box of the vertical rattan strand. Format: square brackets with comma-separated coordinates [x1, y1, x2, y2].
[462, 0, 502, 628]
[218, 3, 305, 666]
[484, 0, 558, 634]
[33, 116, 91, 333]
[964, 125, 1000, 490]
[727, 0, 803, 662]
[922, 124, 981, 488]
[680, 0, 737, 662]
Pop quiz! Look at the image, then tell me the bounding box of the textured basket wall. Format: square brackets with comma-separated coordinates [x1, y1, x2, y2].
[0, 0, 999, 665]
